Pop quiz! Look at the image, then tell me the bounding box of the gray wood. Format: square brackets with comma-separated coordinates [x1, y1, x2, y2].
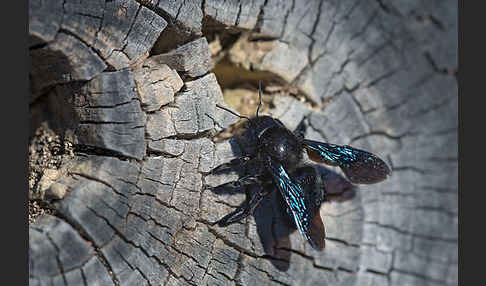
[133, 62, 184, 112]
[73, 70, 147, 160]
[157, 0, 204, 34]
[204, 0, 265, 30]
[29, 0, 63, 46]
[30, 33, 107, 102]
[154, 37, 213, 78]
[29, 0, 457, 286]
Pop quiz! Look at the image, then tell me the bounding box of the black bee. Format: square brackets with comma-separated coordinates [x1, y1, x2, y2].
[209, 82, 391, 250]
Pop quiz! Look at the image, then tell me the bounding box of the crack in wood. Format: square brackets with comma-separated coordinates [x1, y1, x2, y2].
[392, 268, 448, 285]
[254, 0, 269, 32]
[44, 232, 69, 285]
[73, 145, 140, 161]
[366, 67, 401, 88]
[349, 130, 409, 145]
[246, 262, 292, 286]
[57, 28, 109, 71]
[279, 0, 295, 40]
[71, 172, 131, 201]
[364, 221, 457, 243]
[83, 204, 178, 285]
[112, 245, 152, 286]
[351, 9, 379, 43]
[420, 185, 457, 195]
[43, 210, 121, 285]
[405, 206, 457, 219]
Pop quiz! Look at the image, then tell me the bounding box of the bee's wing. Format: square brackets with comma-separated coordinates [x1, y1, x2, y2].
[309, 211, 326, 249]
[303, 139, 391, 184]
[266, 158, 325, 250]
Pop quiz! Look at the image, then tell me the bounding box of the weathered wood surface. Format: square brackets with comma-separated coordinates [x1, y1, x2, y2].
[29, 0, 457, 285]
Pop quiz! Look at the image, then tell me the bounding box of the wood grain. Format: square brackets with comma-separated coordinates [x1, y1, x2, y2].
[29, 0, 457, 285]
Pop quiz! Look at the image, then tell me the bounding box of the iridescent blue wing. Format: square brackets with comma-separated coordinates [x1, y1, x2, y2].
[303, 139, 391, 184]
[266, 158, 325, 250]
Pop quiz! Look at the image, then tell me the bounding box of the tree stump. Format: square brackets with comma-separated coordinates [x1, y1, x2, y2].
[29, 1, 457, 285]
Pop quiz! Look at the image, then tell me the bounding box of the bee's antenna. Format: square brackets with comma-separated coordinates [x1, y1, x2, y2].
[256, 80, 263, 118]
[216, 104, 252, 122]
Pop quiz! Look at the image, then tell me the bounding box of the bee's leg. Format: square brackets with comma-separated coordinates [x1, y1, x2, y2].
[210, 175, 261, 193]
[209, 156, 253, 174]
[214, 185, 274, 226]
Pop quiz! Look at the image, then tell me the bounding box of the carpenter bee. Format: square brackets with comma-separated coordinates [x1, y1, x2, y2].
[209, 82, 391, 250]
